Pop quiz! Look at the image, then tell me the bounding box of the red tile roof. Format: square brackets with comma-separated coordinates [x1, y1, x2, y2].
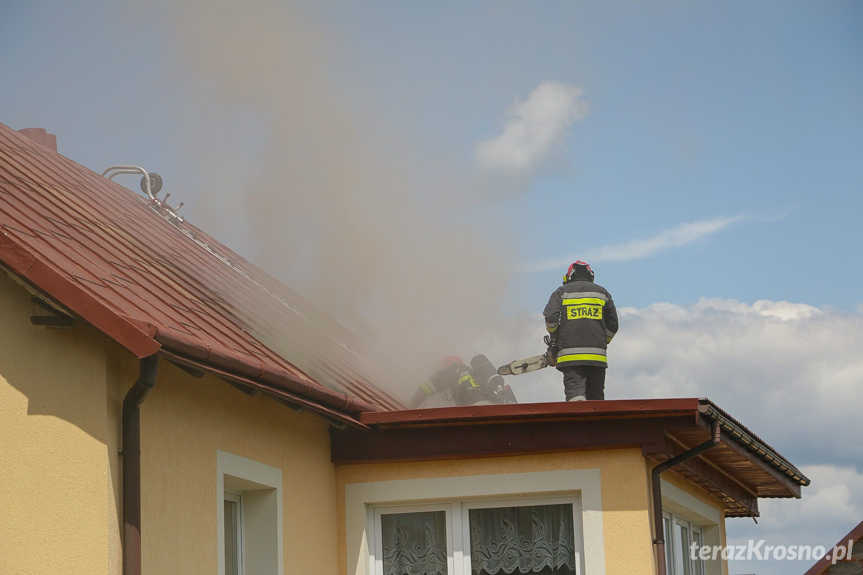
[0, 123, 403, 423]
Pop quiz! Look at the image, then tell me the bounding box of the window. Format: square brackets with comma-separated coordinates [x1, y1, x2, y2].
[347, 470, 602, 575]
[376, 505, 451, 575]
[224, 492, 244, 575]
[373, 498, 580, 575]
[217, 451, 283, 575]
[468, 501, 577, 575]
[659, 478, 722, 575]
[663, 511, 705, 575]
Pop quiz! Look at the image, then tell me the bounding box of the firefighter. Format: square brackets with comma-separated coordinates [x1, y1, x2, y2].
[469, 354, 518, 404]
[543, 261, 618, 401]
[409, 355, 517, 408]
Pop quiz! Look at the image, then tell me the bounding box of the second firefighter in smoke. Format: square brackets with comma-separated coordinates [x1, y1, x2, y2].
[410, 354, 518, 408]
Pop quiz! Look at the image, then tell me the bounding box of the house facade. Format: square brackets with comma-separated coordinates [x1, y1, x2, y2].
[0, 123, 808, 575]
[332, 399, 808, 575]
[0, 277, 340, 573]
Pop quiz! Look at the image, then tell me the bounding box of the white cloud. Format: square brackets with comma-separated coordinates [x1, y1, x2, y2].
[607, 299, 863, 464]
[726, 464, 863, 575]
[474, 81, 589, 175]
[774, 465, 863, 529]
[490, 297, 863, 459]
[525, 215, 742, 272]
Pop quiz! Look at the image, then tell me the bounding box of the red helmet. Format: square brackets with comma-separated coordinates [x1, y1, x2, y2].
[565, 261, 594, 282]
[438, 356, 464, 371]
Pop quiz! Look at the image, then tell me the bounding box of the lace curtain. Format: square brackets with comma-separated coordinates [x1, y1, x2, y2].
[469, 504, 576, 575]
[381, 511, 448, 575]
[379, 504, 576, 575]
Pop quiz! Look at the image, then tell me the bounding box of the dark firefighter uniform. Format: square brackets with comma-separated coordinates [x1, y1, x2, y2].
[543, 265, 618, 400]
[410, 355, 517, 408]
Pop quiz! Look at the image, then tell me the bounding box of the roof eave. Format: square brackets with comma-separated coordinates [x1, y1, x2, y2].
[698, 399, 810, 488]
[358, 397, 706, 427]
[352, 398, 809, 490]
[0, 238, 375, 424]
[0, 235, 161, 357]
[333, 398, 808, 517]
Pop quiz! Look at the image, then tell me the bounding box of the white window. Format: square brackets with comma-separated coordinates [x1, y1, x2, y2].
[217, 451, 283, 575]
[663, 511, 705, 575]
[659, 478, 723, 575]
[373, 498, 580, 575]
[224, 491, 244, 575]
[374, 504, 453, 575]
[346, 469, 602, 575]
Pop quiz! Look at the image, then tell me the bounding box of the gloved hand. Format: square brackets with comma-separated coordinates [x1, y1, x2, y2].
[543, 334, 558, 354]
[544, 335, 558, 367]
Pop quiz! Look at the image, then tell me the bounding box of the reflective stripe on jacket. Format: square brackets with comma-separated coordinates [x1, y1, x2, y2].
[543, 280, 618, 368]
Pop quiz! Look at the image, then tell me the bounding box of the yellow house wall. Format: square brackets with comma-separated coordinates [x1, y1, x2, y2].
[1, 270, 343, 575]
[336, 449, 657, 575]
[0, 271, 123, 575]
[139, 360, 339, 575]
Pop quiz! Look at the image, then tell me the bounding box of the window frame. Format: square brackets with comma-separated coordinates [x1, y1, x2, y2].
[660, 478, 723, 575]
[224, 491, 244, 575]
[372, 496, 582, 575]
[217, 451, 284, 575]
[372, 503, 456, 575]
[663, 510, 705, 575]
[461, 496, 582, 575]
[346, 469, 602, 575]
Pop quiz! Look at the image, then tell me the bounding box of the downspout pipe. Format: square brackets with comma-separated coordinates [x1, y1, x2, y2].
[652, 420, 721, 575]
[122, 355, 160, 575]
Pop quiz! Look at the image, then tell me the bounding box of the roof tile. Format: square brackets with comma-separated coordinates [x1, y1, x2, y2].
[0, 123, 402, 416]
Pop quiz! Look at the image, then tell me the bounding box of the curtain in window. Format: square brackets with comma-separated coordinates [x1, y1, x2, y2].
[663, 515, 674, 575]
[381, 511, 448, 575]
[469, 504, 576, 575]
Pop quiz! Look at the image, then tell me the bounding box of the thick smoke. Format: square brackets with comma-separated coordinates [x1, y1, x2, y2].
[159, 0, 515, 397]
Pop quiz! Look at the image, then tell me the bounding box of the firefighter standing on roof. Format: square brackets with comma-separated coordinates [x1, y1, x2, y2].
[543, 261, 619, 401]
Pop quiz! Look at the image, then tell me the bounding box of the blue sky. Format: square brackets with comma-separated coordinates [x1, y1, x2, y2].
[3, 2, 862, 574]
